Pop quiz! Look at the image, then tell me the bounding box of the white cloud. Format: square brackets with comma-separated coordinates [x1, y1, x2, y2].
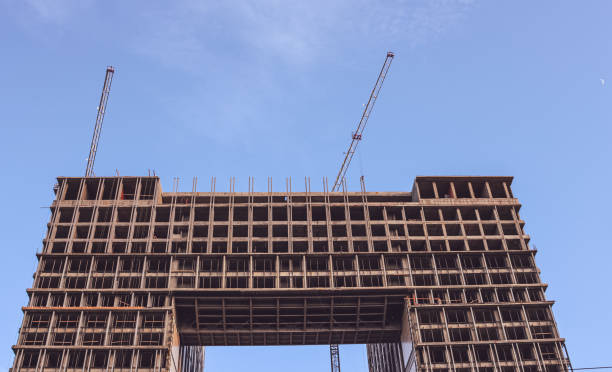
[22, 0, 92, 23]
[130, 0, 476, 70]
[15, 0, 475, 65]
[11, 0, 476, 145]
[124, 0, 476, 145]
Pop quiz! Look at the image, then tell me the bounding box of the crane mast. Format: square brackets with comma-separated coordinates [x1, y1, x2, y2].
[330, 344, 341, 372]
[85, 66, 115, 177]
[331, 52, 394, 191]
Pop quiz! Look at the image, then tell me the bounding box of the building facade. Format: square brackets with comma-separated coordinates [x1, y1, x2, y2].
[11, 176, 571, 371]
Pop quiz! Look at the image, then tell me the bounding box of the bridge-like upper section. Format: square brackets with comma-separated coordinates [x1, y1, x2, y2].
[30, 176, 531, 345]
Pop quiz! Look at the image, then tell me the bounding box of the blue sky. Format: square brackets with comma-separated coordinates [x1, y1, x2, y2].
[1, 0, 611, 370]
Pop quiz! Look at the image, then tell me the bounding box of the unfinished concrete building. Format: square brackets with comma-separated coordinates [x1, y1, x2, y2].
[11, 175, 571, 371]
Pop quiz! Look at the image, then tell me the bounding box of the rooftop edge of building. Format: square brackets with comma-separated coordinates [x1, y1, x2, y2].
[52, 175, 515, 202]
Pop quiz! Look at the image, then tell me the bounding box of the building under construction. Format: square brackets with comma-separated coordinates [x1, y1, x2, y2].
[11, 175, 572, 371]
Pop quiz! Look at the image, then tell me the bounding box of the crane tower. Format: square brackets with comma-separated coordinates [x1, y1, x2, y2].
[329, 51, 395, 372]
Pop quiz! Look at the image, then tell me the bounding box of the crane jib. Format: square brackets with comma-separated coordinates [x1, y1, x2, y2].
[85, 66, 115, 177]
[331, 52, 394, 192]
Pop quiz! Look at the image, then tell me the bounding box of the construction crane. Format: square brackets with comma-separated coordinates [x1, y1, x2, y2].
[329, 52, 394, 372]
[85, 66, 115, 177]
[331, 52, 394, 191]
